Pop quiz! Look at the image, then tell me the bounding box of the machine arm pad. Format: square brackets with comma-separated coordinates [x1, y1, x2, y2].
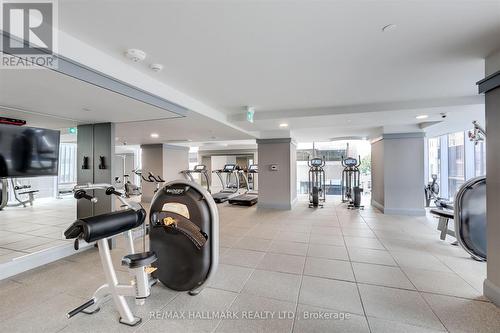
[158, 212, 208, 250]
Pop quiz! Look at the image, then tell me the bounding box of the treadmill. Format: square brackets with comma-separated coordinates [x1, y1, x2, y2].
[180, 164, 211, 193]
[228, 164, 258, 206]
[211, 164, 240, 203]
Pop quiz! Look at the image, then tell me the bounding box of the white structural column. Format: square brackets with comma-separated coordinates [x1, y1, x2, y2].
[482, 48, 500, 307]
[370, 133, 426, 216]
[140, 144, 189, 202]
[256, 138, 297, 210]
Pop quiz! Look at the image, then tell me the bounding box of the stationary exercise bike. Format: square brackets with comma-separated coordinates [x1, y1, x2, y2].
[341, 156, 364, 209]
[308, 157, 326, 208]
[64, 180, 219, 325]
[141, 171, 165, 193]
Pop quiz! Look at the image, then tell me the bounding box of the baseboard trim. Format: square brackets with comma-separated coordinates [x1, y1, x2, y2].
[371, 199, 385, 213]
[258, 202, 292, 210]
[484, 279, 500, 307]
[383, 207, 426, 216]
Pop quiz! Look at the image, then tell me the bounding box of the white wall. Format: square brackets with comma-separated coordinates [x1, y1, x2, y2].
[484, 49, 500, 306]
[210, 156, 236, 191]
[162, 145, 189, 183]
[370, 134, 425, 215]
[370, 139, 385, 208]
[290, 143, 297, 203]
[384, 135, 425, 215]
[486, 49, 500, 76]
[257, 139, 296, 210]
[140, 144, 163, 202]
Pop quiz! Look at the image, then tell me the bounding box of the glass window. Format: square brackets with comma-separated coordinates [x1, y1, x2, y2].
[474, 140, 486, 177]
[448, 132, 465, 198]
[58, 143, 77, 185]
[428, 137, 440, 184]
[296, 140, 371, 196]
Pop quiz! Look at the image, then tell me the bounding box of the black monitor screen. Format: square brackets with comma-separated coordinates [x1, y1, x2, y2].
[311, 158, 323, 166]
[0, 124, 60, 178]
[223, 164, 236, 172]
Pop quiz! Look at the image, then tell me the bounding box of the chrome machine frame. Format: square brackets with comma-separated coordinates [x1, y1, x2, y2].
[180, 164, 211, 193]
[308, 157, 326, 208]
[211, 164, 240, 203]
[66, 183, 153, 326]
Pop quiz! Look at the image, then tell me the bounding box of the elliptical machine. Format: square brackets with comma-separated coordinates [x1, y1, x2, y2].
[308, 157, 326, 208]
[341, 156, 364, 209]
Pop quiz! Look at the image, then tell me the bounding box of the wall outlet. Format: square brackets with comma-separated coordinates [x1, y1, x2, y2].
[270, 164, 279, 171]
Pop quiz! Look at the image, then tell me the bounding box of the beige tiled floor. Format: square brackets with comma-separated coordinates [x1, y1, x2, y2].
[0, 197, 499, 333]
[0, 197, 75, 263]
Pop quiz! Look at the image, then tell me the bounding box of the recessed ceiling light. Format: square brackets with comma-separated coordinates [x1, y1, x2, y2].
[416, 115, 429, 120]
[382, 24, 397, 32]
[279, 123, 288, 128]
[150, 133, 159, 138]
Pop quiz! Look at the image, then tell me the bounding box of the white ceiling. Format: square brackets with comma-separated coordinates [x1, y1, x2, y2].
[58, 0, 500, 111]
[55, 0, 500, 141]
[115, 112, 252, 145]
[0, 65, 253, 143]
[0, 68, 181, 124]
[2, 1, 499, 145]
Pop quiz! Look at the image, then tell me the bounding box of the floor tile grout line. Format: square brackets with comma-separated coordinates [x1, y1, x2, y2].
[290, 234, 310, 333]
[360, 211, 452, 333]
[433, 250, 487, 295]
[337, 209, 373, 333]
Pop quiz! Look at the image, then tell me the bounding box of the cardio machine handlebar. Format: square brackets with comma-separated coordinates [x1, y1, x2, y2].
[141, 172, 165, 183]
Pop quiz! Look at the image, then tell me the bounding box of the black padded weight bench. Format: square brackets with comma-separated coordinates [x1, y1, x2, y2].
[430, 208, 458, 245]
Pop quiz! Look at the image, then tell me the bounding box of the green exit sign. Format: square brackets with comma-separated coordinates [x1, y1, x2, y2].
[68, 127, 77, 134]
[246, 107, 255, 123]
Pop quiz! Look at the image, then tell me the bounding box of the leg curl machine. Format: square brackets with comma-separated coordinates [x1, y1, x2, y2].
[64, 180, 219, 325]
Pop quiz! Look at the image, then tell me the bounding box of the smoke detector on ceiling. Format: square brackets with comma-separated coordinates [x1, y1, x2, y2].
[150, 63, 163, 72]
[124, 48, 147, 62]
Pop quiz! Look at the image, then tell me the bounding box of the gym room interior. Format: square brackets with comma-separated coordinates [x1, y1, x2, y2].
[1, 1, 500, 332]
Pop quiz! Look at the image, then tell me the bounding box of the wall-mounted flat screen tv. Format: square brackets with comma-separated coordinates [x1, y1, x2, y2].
[0, 124, 60, 178]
